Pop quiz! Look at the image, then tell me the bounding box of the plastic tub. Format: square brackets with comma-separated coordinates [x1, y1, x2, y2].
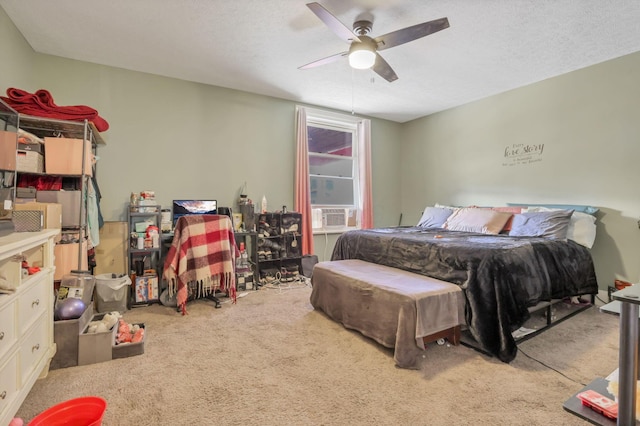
[56, 270, 95, 308]
[29, 396, 107, 426]
[95, 274, 131, 313]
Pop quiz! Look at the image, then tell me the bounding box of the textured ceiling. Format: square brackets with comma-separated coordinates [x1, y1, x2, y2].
[2, 0, 640, 123]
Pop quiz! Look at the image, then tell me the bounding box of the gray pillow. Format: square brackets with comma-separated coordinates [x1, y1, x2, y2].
[417, 206, 453, 228]
[509, 210, 574, 240]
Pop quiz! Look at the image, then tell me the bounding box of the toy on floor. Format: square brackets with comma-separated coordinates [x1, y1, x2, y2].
[115, 319, 144, 344]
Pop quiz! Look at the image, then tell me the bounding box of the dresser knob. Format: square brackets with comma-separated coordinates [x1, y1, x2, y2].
[0, 331, 4, 340]
[0, 390, 6, 399]
[32, 343, 40, 352]
[32, 298, 40, 307]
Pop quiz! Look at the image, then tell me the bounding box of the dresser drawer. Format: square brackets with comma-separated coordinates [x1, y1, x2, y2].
[0, 352, 18, 422]
[0, 301, 16, 360]
[19, 314, 47, 386]
[18, 277, 48, 335]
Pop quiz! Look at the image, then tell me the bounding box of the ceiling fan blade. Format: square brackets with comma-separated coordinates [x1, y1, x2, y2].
[372, 53, 398, 82]
[374, 17, 449, 51]
[307, 2, 361, 43]
[299, 51, 348, 70]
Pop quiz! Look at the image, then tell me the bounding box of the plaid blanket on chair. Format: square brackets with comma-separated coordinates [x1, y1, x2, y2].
[163, 214, 238, 314]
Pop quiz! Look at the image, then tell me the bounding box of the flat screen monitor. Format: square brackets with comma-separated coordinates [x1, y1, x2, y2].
[172, 200, 217, 226]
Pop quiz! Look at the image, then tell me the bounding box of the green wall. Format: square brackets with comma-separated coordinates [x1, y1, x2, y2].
[401, 51, 640, 287]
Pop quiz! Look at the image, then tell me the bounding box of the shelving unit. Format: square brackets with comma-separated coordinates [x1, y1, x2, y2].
[127, 205, 162, 305]
[10, 112, 106, 279]
[255, 212, 302, 285]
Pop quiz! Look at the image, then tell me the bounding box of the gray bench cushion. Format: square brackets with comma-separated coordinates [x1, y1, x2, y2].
[310, 259, 465, 369]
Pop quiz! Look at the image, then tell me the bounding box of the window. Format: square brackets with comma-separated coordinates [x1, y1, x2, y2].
[305, 109, 362, 233]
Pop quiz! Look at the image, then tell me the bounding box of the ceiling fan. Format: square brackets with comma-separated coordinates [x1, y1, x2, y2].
[299, 2, 450, 82]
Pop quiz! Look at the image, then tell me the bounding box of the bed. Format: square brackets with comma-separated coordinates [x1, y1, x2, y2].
[330, 225, 599, 363]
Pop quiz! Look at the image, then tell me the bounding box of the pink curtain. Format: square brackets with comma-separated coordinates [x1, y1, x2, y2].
[358, 119, 374, 229]
[295, 107, 315, 255]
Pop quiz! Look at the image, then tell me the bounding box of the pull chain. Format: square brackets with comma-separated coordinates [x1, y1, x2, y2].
[351, 68, 355, 115]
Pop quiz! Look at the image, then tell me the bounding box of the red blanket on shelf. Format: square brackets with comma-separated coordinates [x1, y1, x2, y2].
[163, 215, 237, 314]
[1, 87, 109, 132]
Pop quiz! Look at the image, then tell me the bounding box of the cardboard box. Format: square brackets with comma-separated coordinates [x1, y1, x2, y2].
[51, 304, 93, 370]
[94, 221, 128, 276]
[14, 202, 62, 232]
[0, 130, 17, 171]
[16, 148, 44, 173]
[78, 313, 117, 366]
[36, 190, 83, 227]
[134, 275, 158, 302]
[54, 240, 88, 281]
[44, 137, 93, 176]
[112, 323, 145, 359]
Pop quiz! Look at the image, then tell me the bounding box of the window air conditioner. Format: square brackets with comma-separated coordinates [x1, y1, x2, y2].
[322, 208, 347, 228]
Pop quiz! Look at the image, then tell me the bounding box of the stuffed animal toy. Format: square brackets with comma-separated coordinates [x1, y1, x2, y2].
[86, 311, 122, 334]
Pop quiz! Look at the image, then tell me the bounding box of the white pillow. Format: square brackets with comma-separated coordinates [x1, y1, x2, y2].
[524, 207, 596, 248]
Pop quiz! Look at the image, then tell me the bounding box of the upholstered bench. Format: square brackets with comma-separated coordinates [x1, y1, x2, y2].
[310, 259, 465, 369]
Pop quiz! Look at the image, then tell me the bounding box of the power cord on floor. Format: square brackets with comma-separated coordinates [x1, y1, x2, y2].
[517, 346, 587, 387]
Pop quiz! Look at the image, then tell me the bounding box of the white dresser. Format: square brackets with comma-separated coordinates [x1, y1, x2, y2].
[0, 229, 59, 425]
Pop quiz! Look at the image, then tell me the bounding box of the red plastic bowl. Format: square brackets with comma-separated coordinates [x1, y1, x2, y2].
[29, 396, 107, 426]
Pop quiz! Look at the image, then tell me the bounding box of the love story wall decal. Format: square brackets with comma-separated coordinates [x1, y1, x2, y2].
[502, 143, 545, 166]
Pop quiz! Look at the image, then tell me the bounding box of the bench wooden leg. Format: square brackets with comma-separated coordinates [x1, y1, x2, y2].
[422, 326, 461, 346]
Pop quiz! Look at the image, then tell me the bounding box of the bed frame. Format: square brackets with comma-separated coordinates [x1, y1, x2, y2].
[330, 226, 599, 362]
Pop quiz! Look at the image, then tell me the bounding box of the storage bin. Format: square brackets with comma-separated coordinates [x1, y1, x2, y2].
[36, 190, 83, 227]
[16, 148, 44, 173]
[51, 304, 93, 370]
[95, 273, 131, 313]
[44, 137, 93, 176]
[112, 323, 145, 359]
[56, 270, 95, 308]
[78, 313, 118, 366]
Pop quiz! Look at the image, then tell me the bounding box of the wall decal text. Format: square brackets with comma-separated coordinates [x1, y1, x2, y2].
[502, 143, 544, 166]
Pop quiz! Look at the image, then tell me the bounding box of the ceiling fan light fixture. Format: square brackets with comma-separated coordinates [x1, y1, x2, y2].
[348, 46, 376, 69]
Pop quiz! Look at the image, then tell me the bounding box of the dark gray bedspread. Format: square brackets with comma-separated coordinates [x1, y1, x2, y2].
[331, 227, 599, 362]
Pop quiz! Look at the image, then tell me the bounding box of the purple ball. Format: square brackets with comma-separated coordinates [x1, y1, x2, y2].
[55, 298, 86, 320]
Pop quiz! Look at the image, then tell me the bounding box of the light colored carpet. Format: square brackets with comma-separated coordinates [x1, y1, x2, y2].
[16, 284, 619, 425]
